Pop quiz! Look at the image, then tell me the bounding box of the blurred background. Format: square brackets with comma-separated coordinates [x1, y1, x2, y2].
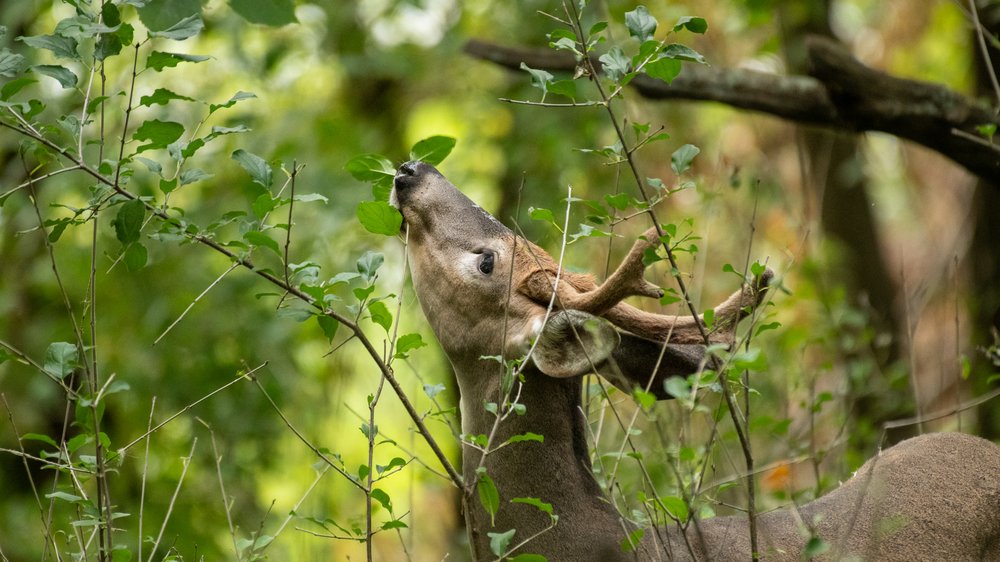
[1, 0, 998, 559]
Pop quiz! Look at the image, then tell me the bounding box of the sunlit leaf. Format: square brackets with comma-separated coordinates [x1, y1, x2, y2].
[393, 333, 426, 358]
[356, 201, 402, 236]
[409, 135, 456, 166]
[368, 301, 393, 332]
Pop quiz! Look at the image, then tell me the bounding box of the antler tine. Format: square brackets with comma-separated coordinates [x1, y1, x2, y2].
[520, 227, 665, 316]
[518, 226, 773, 345]
[604, 267, 773, 344]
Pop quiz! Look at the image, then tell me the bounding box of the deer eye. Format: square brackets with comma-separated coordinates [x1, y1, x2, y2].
[478, 252, 495, 275]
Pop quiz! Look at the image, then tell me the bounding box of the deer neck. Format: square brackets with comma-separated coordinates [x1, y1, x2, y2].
[453, 358, 640, 560]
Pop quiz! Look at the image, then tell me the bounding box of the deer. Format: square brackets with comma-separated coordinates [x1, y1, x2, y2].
[390, 160, 1000, 561]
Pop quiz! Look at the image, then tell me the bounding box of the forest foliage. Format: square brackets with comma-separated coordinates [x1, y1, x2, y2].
[1, 0, 998, 560]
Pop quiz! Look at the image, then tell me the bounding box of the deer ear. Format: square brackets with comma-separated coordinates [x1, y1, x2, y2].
[531, 310, 620, 378]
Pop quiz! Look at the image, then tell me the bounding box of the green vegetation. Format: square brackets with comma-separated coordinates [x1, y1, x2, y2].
[1, 0, 997, 560]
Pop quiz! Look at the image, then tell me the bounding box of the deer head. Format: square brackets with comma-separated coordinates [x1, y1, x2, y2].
[390, 161, 1000, 561]
[392, 160, 770, 386]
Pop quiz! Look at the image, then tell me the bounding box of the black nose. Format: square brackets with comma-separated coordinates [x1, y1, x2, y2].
[394, 161, 439, 192]
[398, 161, 421, 177]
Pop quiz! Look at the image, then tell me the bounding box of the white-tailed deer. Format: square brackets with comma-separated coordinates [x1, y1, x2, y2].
[391, 161, 1000, 561]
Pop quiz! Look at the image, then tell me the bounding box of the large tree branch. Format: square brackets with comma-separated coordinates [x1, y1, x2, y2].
[465, 36, 1000, 183]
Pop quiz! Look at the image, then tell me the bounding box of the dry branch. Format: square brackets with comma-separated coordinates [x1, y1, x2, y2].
[465, 36, 1000, 183]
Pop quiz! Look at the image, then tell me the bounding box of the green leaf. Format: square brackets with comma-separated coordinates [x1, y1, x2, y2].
[393, 333, 426, 359]
[1, 78, 35, 103]
[368, 300, 393, 332]
[661, 496, 689, 522]
[381, 519, 408, 530]
[529, 207, 556, 226]
[140, 88, 196, 107]
[112, 199, 146, 245]
[356, 201, 402, 236]
[31, 65, 77, 88]
[344, 153, 395, 183]
[477, 474, 500, 526]
[625, 6, 657, 42]
[732, 348, 767, 371]
[376, 457, 407, 474]
[645, 57, 682, 84]
[488, 529, 516, 557]
[511, 497, 553, 516]
[370, 488, 392, 511]
[661, 43, 706, 64]
[95, 4, 133, 61]
[133, 120, 184, 153]
[520, 62, 553, 94]
[148, 13, 204, 41]
[230, 0, 298, 26]
[209, 90, 257, 113]
[43, 342, 78, 379]
[671, 144, 700, 175]
[423, 383, 445, 398]
[409, 135, 456, 166]
[138, 0, 201, 31]
[244, 230, 281, 256]
[598, 46, 630, 82]
[22, 433, 59, 448]
[663, 376, 690, 399]
[232, 149, 273, 187]
[146, 51, 211, 72]
[547, 78, 577, 100]
[505, 432, 544, 445]
[673, 16, 708, 34]
[252, 193, 278, 219]
[316, 315, 339, 341]
[356, 251, 383, 281]
[621, 528, 644, 552]
[0, 49, 25, 78]
[509, 555, 548, 562]
[633, 388, 656, 409]
[179, 168, 213, 186]
[123, 242, 148, 271]
[804, 536, 830, 557]
[18, 34, 79, 60]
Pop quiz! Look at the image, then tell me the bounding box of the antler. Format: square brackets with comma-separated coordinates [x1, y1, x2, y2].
[519, 227, 773, 344]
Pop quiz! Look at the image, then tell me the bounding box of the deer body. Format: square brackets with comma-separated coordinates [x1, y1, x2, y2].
[391, 161, 1000, 561]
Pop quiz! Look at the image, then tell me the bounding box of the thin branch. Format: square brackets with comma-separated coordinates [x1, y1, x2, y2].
[120, 365, 261, 453]
[0, 119, 463, 488]
[145, 438, 197, 562]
